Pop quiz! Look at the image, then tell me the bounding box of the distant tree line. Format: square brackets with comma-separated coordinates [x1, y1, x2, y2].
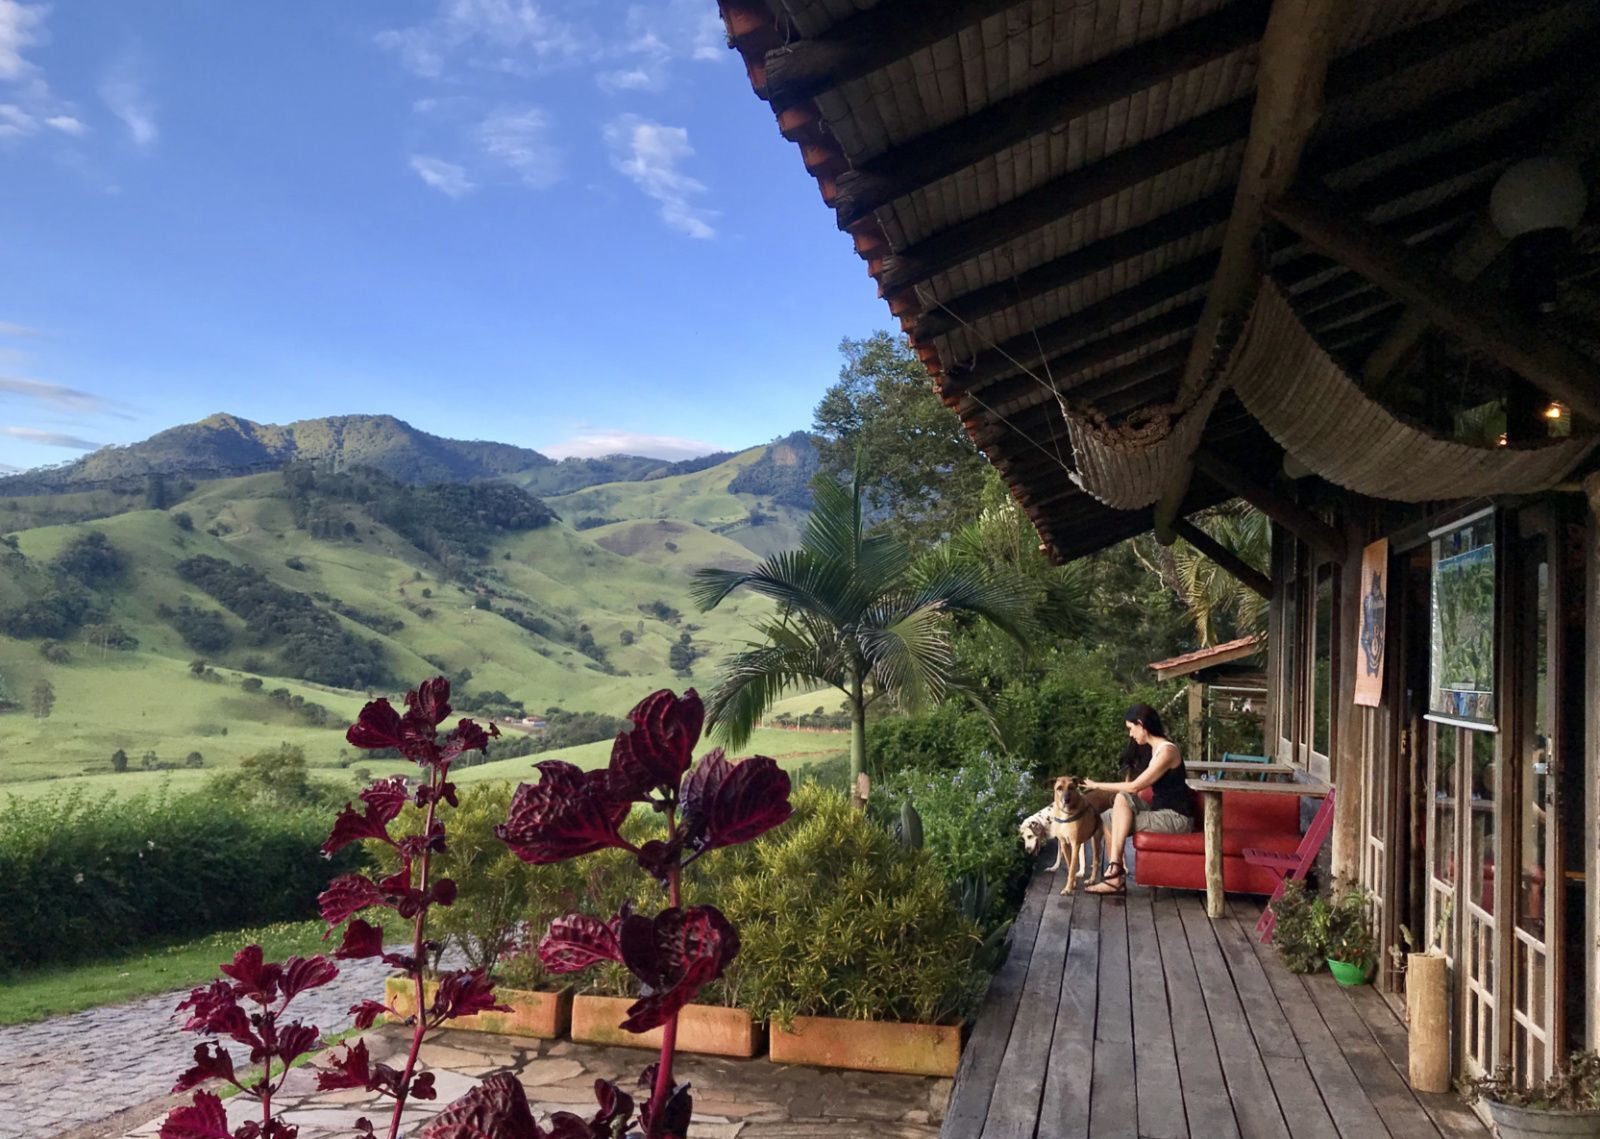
[175, 554, 390, 689]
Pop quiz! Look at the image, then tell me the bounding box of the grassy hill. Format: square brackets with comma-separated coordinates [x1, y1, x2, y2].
[0, 432, 825, 800]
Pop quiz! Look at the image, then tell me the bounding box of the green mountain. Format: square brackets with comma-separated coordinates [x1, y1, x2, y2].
[0, 412, 736, 496]
[0, 423, 821, 800]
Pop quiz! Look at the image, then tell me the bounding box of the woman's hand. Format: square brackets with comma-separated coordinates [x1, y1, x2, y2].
[1081, 779, 1101, 791]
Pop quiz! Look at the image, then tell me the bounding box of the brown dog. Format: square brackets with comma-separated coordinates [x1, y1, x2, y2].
[1051, 776, 1106, 895]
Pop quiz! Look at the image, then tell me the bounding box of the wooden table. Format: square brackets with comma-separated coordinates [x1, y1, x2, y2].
[1187, 776, 1332, 918]
[1186, 759, 1300, 778]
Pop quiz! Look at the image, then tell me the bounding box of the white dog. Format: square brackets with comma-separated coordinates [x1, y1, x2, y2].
[1019, 805, 1099, 880]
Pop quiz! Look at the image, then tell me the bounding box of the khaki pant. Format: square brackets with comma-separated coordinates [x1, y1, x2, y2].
[1100, 790, 1194, 836]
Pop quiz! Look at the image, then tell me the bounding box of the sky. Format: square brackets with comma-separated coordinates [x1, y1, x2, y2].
[0, 0, 891, 473]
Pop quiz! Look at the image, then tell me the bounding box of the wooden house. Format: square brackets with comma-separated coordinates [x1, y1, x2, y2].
[717, 0, 1600, 1090]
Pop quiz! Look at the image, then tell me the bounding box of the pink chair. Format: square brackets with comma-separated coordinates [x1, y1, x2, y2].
[1246, 788, 1337, 943]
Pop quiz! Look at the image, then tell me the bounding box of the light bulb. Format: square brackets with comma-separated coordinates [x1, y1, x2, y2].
[1544, 402, 1564, 420]
[1491, 157, 1588, 240]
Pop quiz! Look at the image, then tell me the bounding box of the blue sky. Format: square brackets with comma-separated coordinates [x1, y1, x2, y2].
[0, 0, 890, 473]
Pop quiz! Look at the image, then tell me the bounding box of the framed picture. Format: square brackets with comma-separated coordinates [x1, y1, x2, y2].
[1427, 509, 1496, 730]
[1354, 539, 1387, 707]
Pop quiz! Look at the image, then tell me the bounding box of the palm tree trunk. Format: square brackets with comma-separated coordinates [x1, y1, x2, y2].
[848, 669, 867, 803]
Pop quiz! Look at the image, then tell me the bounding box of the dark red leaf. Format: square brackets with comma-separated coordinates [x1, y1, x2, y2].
[607, 689, 703, 796]
[346, 699, 405, 751]
[617, 907, 739, 1033]
[681, 752, 793, 851]
[279, 956, 338, 1001]
[220, 946, 282, 1003]
[441, 719, 490, 761]
[409, 1072, 437, 1101]
[496, 762, 631, 864]
[429, 968, 510, 1023]
[319, 875, 387, 928]
[348, 1000, 390, 1030]
[537, 914, 622, 974]
[406, 677, 453, 726]
[172, 1042, 237, 1093]
[418, 1073, 546, 1139]
[431, 878, 458, 907]
[272, 1023, 322, 1067]
[175, 981, 256, 1046]
[334, 920, 384, 960]
[316, 1041, 372, 1092]
[640, 1078, 693, 1139]
[543, 1079, 636, 1139]
[158, 1092, 233, 1139]
[260, 1122, 299, 1139]
[361, 777, 411, 823]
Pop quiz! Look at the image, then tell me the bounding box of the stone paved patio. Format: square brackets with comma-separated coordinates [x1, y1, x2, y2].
[98, 1026, 947, 1139]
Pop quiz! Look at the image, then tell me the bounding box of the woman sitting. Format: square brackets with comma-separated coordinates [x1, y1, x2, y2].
[1083, 704, 1195, 895]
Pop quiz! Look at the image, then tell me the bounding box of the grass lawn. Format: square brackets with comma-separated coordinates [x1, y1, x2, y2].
[0, 919, 329, 1026]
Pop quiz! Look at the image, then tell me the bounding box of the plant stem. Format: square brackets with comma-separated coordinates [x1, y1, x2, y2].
[647, 806, 683, 1139]
[386, 762, 447, 1139]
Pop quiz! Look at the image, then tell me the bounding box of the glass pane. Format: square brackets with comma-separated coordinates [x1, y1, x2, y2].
[1314, 570, 1333, 756]
[1433, 725, 1457, 886]
[1519, 557, 1550, 937]
[1471, 728, 1497, 914]
[1280, 551, 1299, 743]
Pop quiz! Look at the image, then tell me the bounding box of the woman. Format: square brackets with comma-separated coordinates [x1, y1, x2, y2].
[1083, 704, 1195, 895]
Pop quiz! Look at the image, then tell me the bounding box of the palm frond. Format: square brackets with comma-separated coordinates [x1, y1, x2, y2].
[703, 634, 844, 751]
[899, 567, 1037, 643]
[691, 550, 854, 623]
[857, 602, 957, 712]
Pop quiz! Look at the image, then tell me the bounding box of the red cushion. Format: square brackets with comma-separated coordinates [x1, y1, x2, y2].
[1133, 828, 1302, 857]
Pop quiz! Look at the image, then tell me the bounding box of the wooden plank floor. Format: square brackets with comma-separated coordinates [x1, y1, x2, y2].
[941, 869, 1487, 1139]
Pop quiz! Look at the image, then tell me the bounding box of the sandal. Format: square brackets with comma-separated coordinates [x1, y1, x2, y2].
[1086, 863, 1126, 895]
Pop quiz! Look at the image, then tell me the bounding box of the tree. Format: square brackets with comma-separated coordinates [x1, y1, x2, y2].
[1147, 505, 1269, 647]
[29, 678, 55, 719]
[141, 750, 161, 770]
[693, 464, 1033, 786]
[812, 331, 990, 546]
[184, 751, 205, 768]
[111, 748, 129, 773]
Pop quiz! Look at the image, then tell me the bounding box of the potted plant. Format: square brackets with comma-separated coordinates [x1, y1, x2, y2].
[1269, 879, 1326, 974]
[1468, 1053, 1600, 1138]
[380, 782, 580, 1039]
[1322, 885, 1377, 986]
[723, 785, 987, 1077]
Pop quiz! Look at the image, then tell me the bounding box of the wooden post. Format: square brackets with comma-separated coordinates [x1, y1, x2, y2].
[1407, 953, 1451, 1092]
[1203, 790, 1225, 918]
[1189, 681, 1206, 763]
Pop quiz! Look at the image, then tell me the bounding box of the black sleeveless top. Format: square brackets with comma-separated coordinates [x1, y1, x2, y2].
[1147, 742, 1195, 819]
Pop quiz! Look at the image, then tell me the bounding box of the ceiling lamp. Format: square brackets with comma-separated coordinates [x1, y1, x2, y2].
[1490, 157, 1590, 313]
[1544, 402, 1565, 420]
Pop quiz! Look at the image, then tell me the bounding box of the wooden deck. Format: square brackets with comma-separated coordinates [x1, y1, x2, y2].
[941, 866, 1488, 1139]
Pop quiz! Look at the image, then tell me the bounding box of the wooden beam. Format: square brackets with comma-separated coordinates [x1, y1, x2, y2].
[759, 0, 1016, 109]
[879, 102, 1255, 293]
[1269, 191, 1600, 422]
[1193, 448, 1345, 561]
[832, 1, 1270, 228]
[949, 253, 1220, 390]
[1153, 0, 1339, 546]
[910, 192, 1233, 340]
[1173, 517, 1272, 600]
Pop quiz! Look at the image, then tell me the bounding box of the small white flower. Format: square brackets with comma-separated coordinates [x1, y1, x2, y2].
[74, 872, 85, 884]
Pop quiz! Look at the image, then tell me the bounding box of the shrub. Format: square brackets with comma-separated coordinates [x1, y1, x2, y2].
[38, 640, 71, 663]
[1269, 879, 1325, 974]
[172, 511, 193, 531]
[867, 700, 992, 777]
[0, 790, 358, 970]
[719, 785, 987, 1025]
[51, 530, 126, 586]
[874, 752, 1036, 928]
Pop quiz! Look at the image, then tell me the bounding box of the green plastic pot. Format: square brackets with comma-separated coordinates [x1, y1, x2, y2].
[1327, 957, 1370, 986]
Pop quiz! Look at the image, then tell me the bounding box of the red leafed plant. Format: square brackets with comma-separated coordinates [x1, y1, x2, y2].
[158, 681, 788, 1139]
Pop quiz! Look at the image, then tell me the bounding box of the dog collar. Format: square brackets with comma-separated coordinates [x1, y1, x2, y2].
[1052, 807, 1093, 825]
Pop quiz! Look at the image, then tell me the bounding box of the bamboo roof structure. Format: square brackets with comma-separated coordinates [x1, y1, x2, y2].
[718, 0, 1600, 561]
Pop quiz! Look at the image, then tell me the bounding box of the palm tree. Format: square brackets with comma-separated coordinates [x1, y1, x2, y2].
[1165, 505, 1269, 646]
[691, 467, 1034, 786]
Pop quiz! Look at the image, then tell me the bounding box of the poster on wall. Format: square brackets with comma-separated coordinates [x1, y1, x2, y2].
[1427, 509, 1497, 730]
[1354, 538, 1388, 707]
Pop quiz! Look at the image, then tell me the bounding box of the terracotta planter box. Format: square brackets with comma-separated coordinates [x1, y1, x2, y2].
[569, 994, 762, 1058]
[385, 976, 570, 1040]
[769, 1015, 961, 1077]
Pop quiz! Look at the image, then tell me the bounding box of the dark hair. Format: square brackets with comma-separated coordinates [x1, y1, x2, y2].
[1118, 739, 1151, 780]
[1124, 703, 1167, 738]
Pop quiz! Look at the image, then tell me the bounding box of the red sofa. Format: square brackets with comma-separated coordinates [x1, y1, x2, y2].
[1130, 788, 1305, 896]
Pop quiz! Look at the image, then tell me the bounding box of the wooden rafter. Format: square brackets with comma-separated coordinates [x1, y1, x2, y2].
[759, 0, 1018, 109]
[1151, 0, 1339, 545]
[1172, 517, 1272, 600]
[831, 0, 1271, 229]
[1269, 191, 1600, 422]
[1193, 449, 1345, 561]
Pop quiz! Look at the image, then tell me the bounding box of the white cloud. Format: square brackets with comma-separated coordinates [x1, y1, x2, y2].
[0, 320, 39, 337]
[0, 0, 46, 83]
[473, 106, 562, 189]
[377, 0, 590, 79]
[604, 115, 716, 240]
[0, 375, 116, 413]
[45, 113, 83, 134]
[100, 52, 156, 148]
[2, 425, 103, 450]
[543, 431, 720, 461]
[409, 154, 475, 198]
[596, 66, 660, 93]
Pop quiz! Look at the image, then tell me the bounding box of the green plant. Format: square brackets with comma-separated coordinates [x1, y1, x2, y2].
[1469, 1052, 1600, 1111]
[1269, 879, 1326, 974]
[718, 785, 987, 1027]
[1322, 885, 1377, 970]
